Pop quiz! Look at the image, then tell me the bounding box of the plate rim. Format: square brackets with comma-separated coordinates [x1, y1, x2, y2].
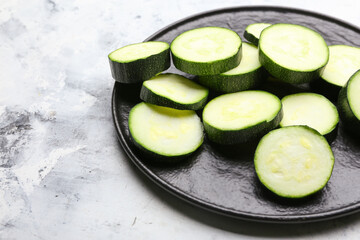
[112, 5, 360, 223]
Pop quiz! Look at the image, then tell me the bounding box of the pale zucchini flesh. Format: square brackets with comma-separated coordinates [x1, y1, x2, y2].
[204, 91, 280, 130]
[108, 41, 170, 83]
[321, 45, 360, 87]
[140, 73, 209, 110]
[244, 23, 271, 45]
[129, 102, 204, 158]
[171, 27, 242, 75]
[280, 93, 339, 136]
[259, 24, 329, 84]
[260, 24, 328, 71]
[171, 27, 241, 62]
[255, 126, 334, 198]
[109, 42, 169, 63]
[222, 42, 261, 76]
[198, 42, 263, 93]
[203, 91, 282, 144]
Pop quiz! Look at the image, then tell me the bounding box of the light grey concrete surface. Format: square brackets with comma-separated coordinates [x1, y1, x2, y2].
[1, 0, 360, 239]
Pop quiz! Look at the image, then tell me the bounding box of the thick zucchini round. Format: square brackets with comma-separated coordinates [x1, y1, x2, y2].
[255, 126, 334, 198]
[259, 23, 329, 84]
[280, 93, 339, 139]
[243, 23, 271, 46]
[108, 41, 170, 83]
[198, 43, 264, 93]
[338, 69, 360, 135]
[171, 27, 242, 75]
[128, 102, 204, 159]
[202, 91, 282, 144]
[140, 73, 209, 110]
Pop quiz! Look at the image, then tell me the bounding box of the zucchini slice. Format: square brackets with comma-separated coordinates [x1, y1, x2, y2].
[198, 43, 264, 93]
[128, 102, 204, 159]
[140, 73, 209, 110]
[244, 23, 271, 46]
[318, 45, 360, 94]
[280, 93, 339, 138]
[202, 91, 282, 144]
[259, 23, 329, 84]
[255, 126, 334, 198]
[108, 41, 170, 83]
[338, 69, 360, 134]
[171, 27, 242, 75]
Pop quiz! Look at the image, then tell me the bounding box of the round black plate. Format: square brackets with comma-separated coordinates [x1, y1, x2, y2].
[112, 6, 360, 223]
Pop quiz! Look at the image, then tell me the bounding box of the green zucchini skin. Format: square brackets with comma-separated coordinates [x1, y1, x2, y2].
[243, 23, 272, 46]
[128, 102, 204, 162]
[172, 48, 242, 76]
[279, 93, 339, 143]
[258, 51, 325, 84]
[313, 45, 360, 101]
[203, 107, 283, 145]
[244, 31, 260, 46]
[198, 67, 265, 93]
[316, 45, 360, 98]
[109, 47, 170, 83]
[129, 133, 201, 163]
[338, 75, 360, 135]
[258, 24, 329, 84]
[140, 84, 208, 110]
[254, 125, 334, 199]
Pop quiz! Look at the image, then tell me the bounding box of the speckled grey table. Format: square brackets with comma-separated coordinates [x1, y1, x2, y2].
[1, 0, 360, 239]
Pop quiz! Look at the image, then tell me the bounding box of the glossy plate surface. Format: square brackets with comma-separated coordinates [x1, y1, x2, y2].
[112, 6, 360, 223]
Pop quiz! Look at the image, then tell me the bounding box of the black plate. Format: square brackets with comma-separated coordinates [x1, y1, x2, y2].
[112, 6, 360, 223]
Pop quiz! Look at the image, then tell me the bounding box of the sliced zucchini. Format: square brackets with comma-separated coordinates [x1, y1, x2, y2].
[108, 41, 170, 83]
[244, 23, 271, 46]
[255, 126, 334, 198]
[338, 69, 360, 134]
[259, 23, 329, 84]
[315, 45, 360, 98]
[198, 43, 264, 93]
[140, 73, 209, 110]
[128, 102, 204, 159]
[202, 91, 282, 144]
[171, 27, 242, 75]
[280, 93, 339, 139]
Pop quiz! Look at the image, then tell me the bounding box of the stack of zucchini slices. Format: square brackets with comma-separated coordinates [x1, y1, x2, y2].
[109, 40, 209, 160]
[109, 22, 360, 198]
[246, 23, 337, 198]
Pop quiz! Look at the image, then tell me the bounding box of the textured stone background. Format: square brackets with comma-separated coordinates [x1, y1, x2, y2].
[1, 0, 360, 239]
